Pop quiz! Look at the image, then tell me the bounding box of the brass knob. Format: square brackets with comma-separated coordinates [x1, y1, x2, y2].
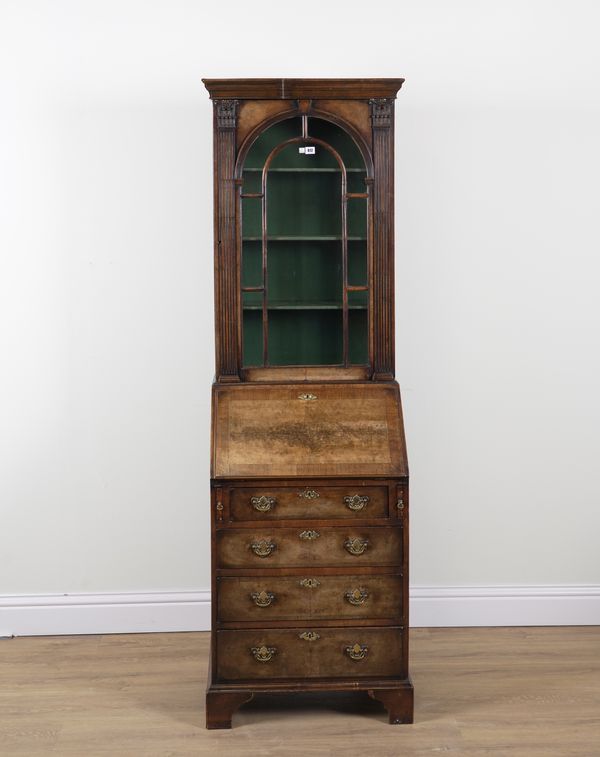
[299, 578, 321, 589]
[345, 643, 368, 661]
[344, 537, 369, 556]
[251, 646, 276, 662]
[251, 495, 276, 512]
[345, 587, 369, 606]
[299, 529, 320, 540]
[251, 590, 275, 607]
[298, 631, 320, 642]
[344, 494, 369, 511]
[251, 540, 276, 558]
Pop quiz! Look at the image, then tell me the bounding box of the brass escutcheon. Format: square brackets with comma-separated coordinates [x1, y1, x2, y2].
[298, 489, 320, 499]
[251, 646, 276, 662]
[344, 494, 369, 511]
[299, 529, 320, 541]
[298, 393, 317, 401]
[251, 495, 276, 512]
[299, 578, 321, 589]
[345, 587, 369, 606]
[251, 590, 275, 607]
[344, 537, 369, 556]
[346, 643, 368, 661]
[298, 631, 321, 642]
[250, 540, 276, 558]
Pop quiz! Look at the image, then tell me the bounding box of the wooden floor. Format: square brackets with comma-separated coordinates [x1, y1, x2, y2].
[1, 627, 599, 756]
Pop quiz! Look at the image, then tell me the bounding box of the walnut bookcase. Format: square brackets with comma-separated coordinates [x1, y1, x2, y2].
[203, 78, 412, 728]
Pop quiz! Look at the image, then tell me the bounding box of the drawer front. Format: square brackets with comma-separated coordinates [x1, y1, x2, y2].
[229, 485, 388, 521]
[216, 527, 402, 569]
[218, 574, 403, 622]
[217, 627, 404, 681]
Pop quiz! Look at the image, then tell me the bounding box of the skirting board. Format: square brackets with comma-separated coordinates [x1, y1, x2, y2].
[1, 586, 599, 637]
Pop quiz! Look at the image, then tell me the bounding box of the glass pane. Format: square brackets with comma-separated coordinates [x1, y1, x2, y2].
[268, 240, 341, 307]
[242, 169, 261, 194]
[308, 118, 365, 169]
[268, 310, 343, 366]
[244, 117, 302, 168]
[348, 289, 368, 309]
[243, 310, 263, 367]
[348, 309, 368, 365]
[348, 240, 367, 287]
[347, 197, 367, 239]
[242, 240, 262, 288]
[347, 171, 367, 194]
[267, 165, 341, 238]
[242, 196, 261, 240]
[242, 290, 262, 309]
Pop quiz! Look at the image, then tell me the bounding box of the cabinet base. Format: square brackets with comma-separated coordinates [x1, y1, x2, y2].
[206, 679, 414, 729]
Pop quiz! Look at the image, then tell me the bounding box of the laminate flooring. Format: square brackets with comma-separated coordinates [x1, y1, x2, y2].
[1, 627, 599, 756]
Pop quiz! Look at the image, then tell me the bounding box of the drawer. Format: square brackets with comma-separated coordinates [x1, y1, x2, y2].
[216, 526, 402, 569]
[218, 574, 403, 622]
[229, 485, 388, 520]
[217, 626, 405, 681]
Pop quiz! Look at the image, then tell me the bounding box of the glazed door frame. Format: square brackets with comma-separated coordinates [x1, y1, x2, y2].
[210, 95, 396, 383]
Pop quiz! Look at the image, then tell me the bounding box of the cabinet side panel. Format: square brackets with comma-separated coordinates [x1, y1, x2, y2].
[214, 100, 241, 381]
[371, 98, 395, 379]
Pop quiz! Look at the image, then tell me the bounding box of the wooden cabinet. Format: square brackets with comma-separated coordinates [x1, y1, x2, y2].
[203, 79, 413, 728]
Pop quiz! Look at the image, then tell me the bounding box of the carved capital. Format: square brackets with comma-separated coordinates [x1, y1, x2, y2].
[369, 98, 393, 128]
[215, 99, 238, 129]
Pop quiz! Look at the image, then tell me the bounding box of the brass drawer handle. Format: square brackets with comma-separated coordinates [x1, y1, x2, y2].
[396, 498, 404, 511]
[346, 643, 368, 661]
[251, 590, 275, 607]
[299, 529, 320, 541]
[299, 578, 321, 589]
[344, 537, 369, 556]
[298, 631, 320, 642]
[251, 495, 277, 512]
[298, 488, 320, 499]
[251, 646, 276, 663]
[251, 540, 276, 558]
[345, 587, 369, 606]
[344, 494, 369, 511]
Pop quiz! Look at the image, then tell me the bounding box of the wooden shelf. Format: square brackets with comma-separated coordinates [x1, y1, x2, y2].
[243, 167, 365, 173]
[242, 302, 367, 311]
[242, 236, 366, 242]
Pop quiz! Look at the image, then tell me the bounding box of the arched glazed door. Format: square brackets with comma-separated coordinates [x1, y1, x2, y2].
[239, 115, 371, 370]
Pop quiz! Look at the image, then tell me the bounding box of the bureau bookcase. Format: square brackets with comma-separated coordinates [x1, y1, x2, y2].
[202, 78, 413, 728]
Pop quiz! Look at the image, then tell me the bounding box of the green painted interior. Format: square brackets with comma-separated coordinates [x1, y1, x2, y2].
[348, 240, 368, 286]
[268, 310, 343, 366]
[267, 170, 341, 237]
[268, 240, 342, 305]
[242, 310, 262, 366]
[347, 197, 367, 238]
[348, 310, 369, 364]
[241, 117, 370, 367]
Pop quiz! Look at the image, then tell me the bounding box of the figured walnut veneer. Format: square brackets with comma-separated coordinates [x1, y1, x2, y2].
[212, 383, 407, 479]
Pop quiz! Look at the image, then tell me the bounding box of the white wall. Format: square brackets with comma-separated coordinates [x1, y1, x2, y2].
[1, 1, 599, 629]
